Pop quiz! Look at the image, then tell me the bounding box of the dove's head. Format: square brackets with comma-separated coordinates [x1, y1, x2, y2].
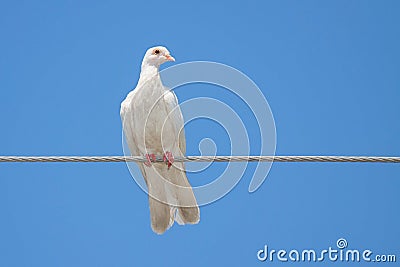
[142, 46, 175, 68]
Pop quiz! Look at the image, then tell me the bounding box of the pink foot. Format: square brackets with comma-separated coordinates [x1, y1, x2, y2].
[163, 151, 174, 170]
[144, 154, 156, 167]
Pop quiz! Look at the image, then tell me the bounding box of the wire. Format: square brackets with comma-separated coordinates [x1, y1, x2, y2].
[0, 155, 399, 163]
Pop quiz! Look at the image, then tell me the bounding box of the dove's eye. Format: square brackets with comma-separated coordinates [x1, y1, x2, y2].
[154, 49, 160, 55]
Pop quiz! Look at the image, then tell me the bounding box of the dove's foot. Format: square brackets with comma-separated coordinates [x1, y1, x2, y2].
[144, 154, 156, 167]
[163, 151, 174, 170]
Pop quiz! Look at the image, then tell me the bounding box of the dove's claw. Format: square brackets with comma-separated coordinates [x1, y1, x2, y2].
[163, 151, 174, 170]
[144, 153, 156, 167]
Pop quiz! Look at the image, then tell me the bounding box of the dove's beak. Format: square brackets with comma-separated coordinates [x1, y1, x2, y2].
[165, 54, 175, 62]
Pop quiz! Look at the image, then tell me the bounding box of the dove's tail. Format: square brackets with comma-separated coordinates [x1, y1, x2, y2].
[148, 196, 173, 234]
[164, 161, 200, 225]
[139, 162, 200, 234]
[139, 164, 173, 234]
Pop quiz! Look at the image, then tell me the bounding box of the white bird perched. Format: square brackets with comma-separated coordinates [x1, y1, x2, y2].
[120, 46, 200, 234]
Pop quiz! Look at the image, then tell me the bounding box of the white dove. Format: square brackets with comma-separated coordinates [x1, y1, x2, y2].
[120, 46, 200, 234]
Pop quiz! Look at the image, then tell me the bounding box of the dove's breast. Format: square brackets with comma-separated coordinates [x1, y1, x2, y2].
[124, 81, 178, 154]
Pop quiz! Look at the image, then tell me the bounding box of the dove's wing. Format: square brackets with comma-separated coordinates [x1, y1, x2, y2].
[162, 88, 186, 155]
[121, 89, 174, 234]
[120, 92, 139, 157]
[162, 88, 199, 223]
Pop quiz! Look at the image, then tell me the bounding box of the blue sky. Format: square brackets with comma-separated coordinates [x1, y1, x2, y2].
[1, 0, 399, 266]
